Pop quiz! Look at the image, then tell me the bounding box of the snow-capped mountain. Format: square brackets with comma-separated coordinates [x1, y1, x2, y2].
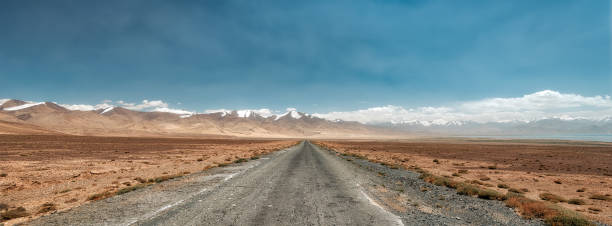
[0, 99, 391, 138]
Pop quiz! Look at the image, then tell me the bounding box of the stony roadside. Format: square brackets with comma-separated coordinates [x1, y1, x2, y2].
[318, 145, 544, 226]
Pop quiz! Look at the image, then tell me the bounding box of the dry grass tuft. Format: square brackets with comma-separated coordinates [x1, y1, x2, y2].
[38, 202, 56, 213]
[540, 193, 567, 203]
[568, 199, 586, 205]
[1, 207, 29, 220]
[0, 203, 8, 211]
[589, 194, 611, 201]
[87, 191, 114, 201]
[497, 184, 510, 189]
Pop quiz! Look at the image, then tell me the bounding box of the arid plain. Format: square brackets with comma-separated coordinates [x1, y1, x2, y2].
[0, 135, 297, 224]
[316, 139, 612, 224]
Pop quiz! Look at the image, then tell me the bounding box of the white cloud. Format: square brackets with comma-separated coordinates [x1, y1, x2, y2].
[313, 90, 612, 124]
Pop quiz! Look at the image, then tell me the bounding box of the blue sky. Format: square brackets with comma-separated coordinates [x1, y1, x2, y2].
[0, 0, 610, 113]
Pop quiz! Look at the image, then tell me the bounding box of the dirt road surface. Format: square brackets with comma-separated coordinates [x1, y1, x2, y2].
[29, 141, 537, 226]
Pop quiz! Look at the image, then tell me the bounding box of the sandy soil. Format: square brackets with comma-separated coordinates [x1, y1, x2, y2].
[316, 138, 612, 224]
[0, 135, 297, 225]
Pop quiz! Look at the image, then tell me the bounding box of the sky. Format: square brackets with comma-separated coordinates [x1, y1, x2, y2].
[0, 1, 611, 123]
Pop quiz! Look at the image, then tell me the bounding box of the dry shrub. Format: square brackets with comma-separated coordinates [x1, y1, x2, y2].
[116, 183, 148, 195]
[505, 196, 558, 219]
[234, 158, 248, 163]
[589, 194, 611, 201]
[0, 203, 7, 211]
[153, 174, 182, 183]
[497, 184, 510, 189]
[568, 199, 586, 205]
[540, 193, 567, 203]
[38, 202, 56, 213]
[1, 207, 28, 220]
[508, 188, 524, 194]
[87, 191, 114, 201]
[456, 183, 480, 196]
[134, 177, 146, 183]
[479, 176, 491, 181]
[505, 196, 593, 226]
[477, 189, 503, 200]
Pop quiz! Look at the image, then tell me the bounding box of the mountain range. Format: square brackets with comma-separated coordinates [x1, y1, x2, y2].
[1, 99, 610, 138]
[0, 99, 392, 138]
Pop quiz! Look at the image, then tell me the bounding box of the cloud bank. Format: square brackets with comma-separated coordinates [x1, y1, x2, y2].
[313, 90, 612, 124]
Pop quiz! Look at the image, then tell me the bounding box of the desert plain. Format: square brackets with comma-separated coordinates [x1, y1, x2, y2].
[0, 134, 297, 225]
[316, 138, 612, 224]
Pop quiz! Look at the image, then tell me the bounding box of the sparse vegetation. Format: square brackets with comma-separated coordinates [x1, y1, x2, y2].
[539, 193, 567, 203]
[1, 207, 29, 220]
[568, 199, 586, 205]
[497, 183, 509, 189]
[234, 158, 248, 163]
[250, 156, 260, 160]
[505, 196, 592, 225]
[487, 165, 497, 170]
[588, 207, 601, 212]
[456, 184, 480, 196]
[153, 174, 182, 183]
[0, 203, 7, 211]
[38, 202, 56, 213]
[88, 191, 114, 201]
[508, 188, 524, 194]
[589, 194, 611, 201]
[477, 189, 503, 200]
[134, 177, 147, 183]
[0, 173, 6, 177]
[479, 176, 491, 181]
[117, 183, 148, 195]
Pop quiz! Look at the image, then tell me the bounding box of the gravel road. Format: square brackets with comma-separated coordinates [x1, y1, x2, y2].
[29, 141, 540, 226]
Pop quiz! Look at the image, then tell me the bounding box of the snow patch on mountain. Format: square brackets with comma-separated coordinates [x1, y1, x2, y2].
[4, 102, 44, 111]
[101, 107, 114, 114]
